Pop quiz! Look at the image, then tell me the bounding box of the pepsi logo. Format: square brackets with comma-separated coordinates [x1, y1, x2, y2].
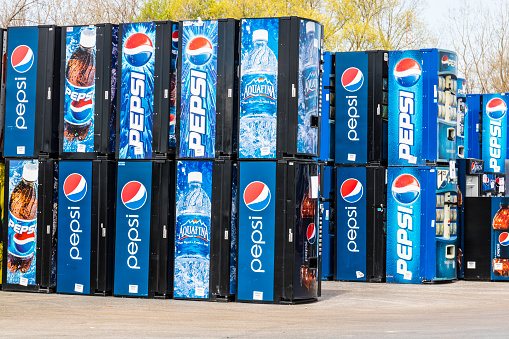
[186, 37, 213, 66]
[122, 181, 147, 210]
[483, 175, 489, 185]
[394, 58, 422, 87]
[64, 173, 88, 202]
[70, 99, 93, 121]
[499, 232, 509, 246]
[172, 30, 179, 49]
[340, 178, 363, 203]
[307, 223, 316, 244]
[392, 174, 421, 205]
[441, 55, 456, 68]
[13, 232, 36, 255]
[486, 98, 507, 120]
[11, 45, 34, 73]
[243, 181, 271, 212]
[341, 67, 364, 92]
[471, 162, 475, 172]
[124, 33, 153, 67]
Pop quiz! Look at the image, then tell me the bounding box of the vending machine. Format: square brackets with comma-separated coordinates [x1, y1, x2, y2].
[56, 160, 116, 295]
[238, 17, 323, 160]
[116, 21, 173, 160]
[59, 24, 118, 158]
[465, 94, 481, 159]
[4, 26, 61, 158]
[2, 158, 57, 292]
[113, 160, 174, 298]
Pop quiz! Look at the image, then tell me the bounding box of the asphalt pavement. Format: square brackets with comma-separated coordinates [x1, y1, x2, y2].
[0, 280, 506, 337]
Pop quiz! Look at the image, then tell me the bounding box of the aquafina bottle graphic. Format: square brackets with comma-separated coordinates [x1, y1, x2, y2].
[64, 28, 96, 145]
[174, 171, 211, 298]
[7, 162, 38, 278]
[240, 29, 278, 158]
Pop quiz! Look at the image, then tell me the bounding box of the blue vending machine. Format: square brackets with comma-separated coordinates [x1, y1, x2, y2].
[457, 78, 467, 158]
[318, 51, 334, 280]
[387, 49, 459, 284]
[481, 93, 507, 196]
[113, 160, 174, 298]
[465, 94, 481, 159]
[116, 21, 174, 160]
[56, 160, 116, 295]
[174, 19, 239, 301]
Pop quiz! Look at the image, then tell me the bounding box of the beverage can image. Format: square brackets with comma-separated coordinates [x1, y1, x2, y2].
[174, 161, 212, 299]
[63, 27, 96, 152]
[239, 19, 279, 158]
[6, 160, 38, 285]
[493, 203, 509, 277]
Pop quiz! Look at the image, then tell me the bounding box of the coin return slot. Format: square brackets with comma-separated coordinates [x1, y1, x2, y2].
[458, 145, 464, 158]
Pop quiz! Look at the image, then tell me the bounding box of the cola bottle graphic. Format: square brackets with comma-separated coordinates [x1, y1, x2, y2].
[64, 28, 96, 143]
[493, 203, 509, 277]
[300, 189, 316, 291]
[7, 162, 38, 274]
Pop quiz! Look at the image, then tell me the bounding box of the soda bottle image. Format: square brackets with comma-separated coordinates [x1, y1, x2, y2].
[300, 189, 317, 291]
[174, 171, 211, 298]
[240, 28, 278, 158]
[493, 203, 509, 277]
[7, 162, 38, 275]
[64, 28, 96, 143]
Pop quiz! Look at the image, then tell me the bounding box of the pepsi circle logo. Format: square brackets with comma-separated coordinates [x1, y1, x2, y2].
[307, 223, 316, 244]
[392, 174, 421, 205]
[243, 181, 271, 212]
[394, 58, 422, 87]
[124, 33, 154, 67]
[122, 181, 147, 210]
[441, 55, 449, 68]
[172, 30, 179, 49]
[499, 232, 509, 246]
[70, 99, 93, 121]
[486, 98, 507, 120]
[186, 37, 213, 66]
[471, 162, 475, 172]
[64, 173, 88, 202]
[11, 45, 34, 73]
[13, 232, 36, 255]
[340, 178, 363, 203]
[341, 67, 364, 92]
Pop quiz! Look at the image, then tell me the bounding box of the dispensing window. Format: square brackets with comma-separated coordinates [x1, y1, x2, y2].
[447, 128, 456, 141]
[309, 257, 318, 269]
[445, 245, 455, 259]
[310, 115, 319, 128]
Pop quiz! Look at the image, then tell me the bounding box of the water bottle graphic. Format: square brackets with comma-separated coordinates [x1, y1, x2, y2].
[240, 28, 278, 158]
[64, 28, 96, 144]
[175, 171, 211, 298]
[7, 162, 38, 276]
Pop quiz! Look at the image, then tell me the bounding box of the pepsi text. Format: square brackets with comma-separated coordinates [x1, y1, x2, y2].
[129, 72, 145, 153]
[189, 69, 207, 156]
[398, 90, 416, 164]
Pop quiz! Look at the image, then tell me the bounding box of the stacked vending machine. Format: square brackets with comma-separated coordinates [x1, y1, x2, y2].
[480, 93, 507, 196]
[333, 50, 388, 282]
[236, 17, 323, 304]
[113, 21, 175, 298]
[174, 18, 239, 301]
[386, 49, 460, 284]
[2, 26, 61, 292]
[0, 28, 6, 286]
[318, 51, 335, 280]
[55, 24, 118, 296]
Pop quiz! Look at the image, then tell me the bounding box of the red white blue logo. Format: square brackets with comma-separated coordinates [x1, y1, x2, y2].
[186, 37, 213, 66]
[340, 178, 363, 203]
[499, 232, 509, 246]
[64, 173, 88, 202]
[124, 33, 154, 67]
[70, 99, 93, 121]
[172, 30, 179, 50]
[121, 181, 147, 210]
[11, 45, 34, 73]
[486, 98, 507, 120]
[394, 58, 422, 87]
[13, 232, 36, 255]
[392, 174, 421, 205]
[243, 181, 271, 212]
[307, 223, 316, 244]
[341, 67, 364, 92]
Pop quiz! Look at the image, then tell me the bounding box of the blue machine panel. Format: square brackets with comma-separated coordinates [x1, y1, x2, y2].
[4, 27, 39, 157]
[319, 52, 333, 162]
[237, 161, 276, 301]
[114, 161, 152, 296]
[466, 94, 481, 159]
[118, 23, 155, 159]
[57, 161, 92, 294]
[179, 20, 218, 158]
[335, 52, 368, 164]
[482, 93, 508, 174]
